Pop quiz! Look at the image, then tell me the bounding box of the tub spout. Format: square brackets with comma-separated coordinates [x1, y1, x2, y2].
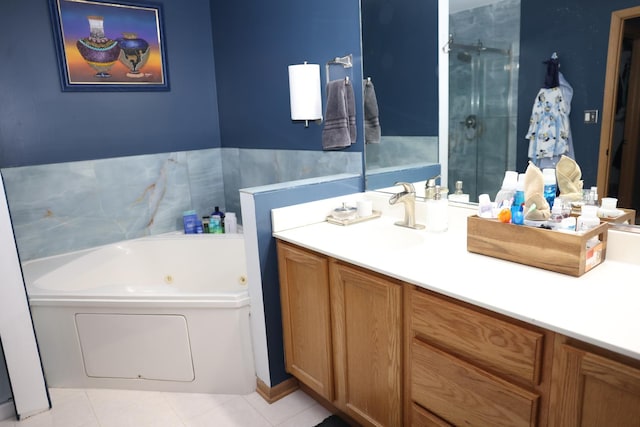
[389, 182, 425, 229]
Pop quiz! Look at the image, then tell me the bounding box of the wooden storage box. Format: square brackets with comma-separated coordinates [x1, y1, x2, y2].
[467, 215, 607, 277]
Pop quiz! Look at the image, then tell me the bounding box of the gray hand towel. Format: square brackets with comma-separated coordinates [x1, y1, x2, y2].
[364, 79, 381, 144]
[322, 79, 352, 150]
[346, 80, 356, 144]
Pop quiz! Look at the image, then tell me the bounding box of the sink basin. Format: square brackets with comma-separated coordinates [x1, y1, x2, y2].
[339, 219, 428, 252]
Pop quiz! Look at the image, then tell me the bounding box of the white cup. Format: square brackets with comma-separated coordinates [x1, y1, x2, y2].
[600, 197, 617, 210]
[357, 200, 373, 217]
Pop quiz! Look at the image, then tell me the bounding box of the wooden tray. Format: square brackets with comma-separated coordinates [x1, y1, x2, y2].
[467, 215, 607, 277]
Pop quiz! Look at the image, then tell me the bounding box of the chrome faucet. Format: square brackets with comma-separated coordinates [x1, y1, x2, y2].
[389, 182, 425, 229]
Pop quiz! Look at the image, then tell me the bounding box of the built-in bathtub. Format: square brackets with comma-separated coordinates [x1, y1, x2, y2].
[22, 233, 256, 394]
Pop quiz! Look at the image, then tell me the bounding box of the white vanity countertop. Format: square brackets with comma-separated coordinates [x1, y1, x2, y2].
[272, 195, 640, 361]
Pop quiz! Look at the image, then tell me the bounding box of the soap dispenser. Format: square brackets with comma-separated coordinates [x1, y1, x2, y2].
[424, 177, 437, 200]
[448, 181, 470, 203]
[426, 185, 448, 232]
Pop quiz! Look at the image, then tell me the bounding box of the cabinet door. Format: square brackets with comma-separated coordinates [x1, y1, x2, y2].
[551, 343, 640, 427]
[330, 261, 402, 427]
[277, 241, 333, 400]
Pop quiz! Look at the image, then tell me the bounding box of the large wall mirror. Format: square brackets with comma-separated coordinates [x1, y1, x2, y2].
[363, 0, 640, 223]
[597, 6, 640, 219]
[361, 0, 519, 200]
[360, 0, 441, 189]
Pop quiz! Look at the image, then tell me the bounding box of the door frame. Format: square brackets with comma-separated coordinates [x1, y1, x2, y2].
[597, 6, 640, 199]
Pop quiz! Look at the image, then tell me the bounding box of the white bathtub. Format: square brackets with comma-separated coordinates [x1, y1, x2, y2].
[22, 233, 256, 394]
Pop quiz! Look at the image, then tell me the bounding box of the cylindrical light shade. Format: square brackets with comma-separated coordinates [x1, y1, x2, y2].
[288, 63, 322, 122]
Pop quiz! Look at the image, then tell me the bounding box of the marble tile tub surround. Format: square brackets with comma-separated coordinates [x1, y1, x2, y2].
[222, 148, 362, 218]
[2, 149, 225, 262]
[2, 147, 363, 262]
[365, 136, 438, 171]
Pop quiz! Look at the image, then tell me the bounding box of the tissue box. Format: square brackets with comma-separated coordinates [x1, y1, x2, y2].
[466, 215, 607, 277]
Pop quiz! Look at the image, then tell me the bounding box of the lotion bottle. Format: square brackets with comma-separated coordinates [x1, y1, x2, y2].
[225, 212, 238, 233]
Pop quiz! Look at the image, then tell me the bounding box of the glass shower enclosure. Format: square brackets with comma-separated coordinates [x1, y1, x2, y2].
[447, 34, 514, 202]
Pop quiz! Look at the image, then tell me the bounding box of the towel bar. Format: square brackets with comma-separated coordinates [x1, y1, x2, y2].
[326, 54, 353, 85]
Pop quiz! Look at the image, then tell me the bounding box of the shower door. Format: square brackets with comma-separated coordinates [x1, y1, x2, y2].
[448, 41, 512, 202]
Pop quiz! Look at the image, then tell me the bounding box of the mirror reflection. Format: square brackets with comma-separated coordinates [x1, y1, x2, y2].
[360, 0, 439, 178]
[361, 0, 520, 200]
[362, 0, 638, 225]
[447, 0, 520, 202]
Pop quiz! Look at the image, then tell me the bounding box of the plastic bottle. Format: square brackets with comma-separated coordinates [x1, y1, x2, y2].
[210, 214, 223, 234]
[588, 186, 598, 206]
[577, 205, 600, 248]
[182, 210, 198, 234]
[542, 168, 557, 209]
[548, 198, 564, 229]
[225, 212, 238, 233]
[577, 205, 599, 231]
[477, 194, 493, 218]
[211, 206, 225, 232]
[494, 171, 518, 208]
[513, 173, 526, 209]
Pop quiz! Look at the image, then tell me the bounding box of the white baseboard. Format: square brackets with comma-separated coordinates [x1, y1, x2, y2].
[0, 400, 15, 421]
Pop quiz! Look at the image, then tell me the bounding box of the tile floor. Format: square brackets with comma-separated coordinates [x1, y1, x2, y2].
[0, 387, 332, 427]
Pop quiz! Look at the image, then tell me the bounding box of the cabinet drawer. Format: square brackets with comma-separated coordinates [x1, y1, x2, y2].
[410, 289, 544, 385]
[411, 339, 539, 427]
[411, 403, 452, 427]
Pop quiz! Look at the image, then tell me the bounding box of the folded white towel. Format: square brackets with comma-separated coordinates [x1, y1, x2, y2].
[524, 161, 551, 221]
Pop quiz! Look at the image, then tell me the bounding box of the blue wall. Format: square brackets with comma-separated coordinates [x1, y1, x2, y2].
[0, 0, 220, 168]
[517, 0, 640, 187]
[210, 0, 364, 388]
[210, 0, 363, 153]
[361, 0, 439, 136]
[246, 176, 363, 386]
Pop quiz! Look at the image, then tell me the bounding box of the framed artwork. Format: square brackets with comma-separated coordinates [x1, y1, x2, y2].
[49, 0, 169, 91]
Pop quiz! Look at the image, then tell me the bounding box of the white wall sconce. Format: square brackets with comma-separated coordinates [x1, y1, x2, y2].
[288, 62, 322, 127]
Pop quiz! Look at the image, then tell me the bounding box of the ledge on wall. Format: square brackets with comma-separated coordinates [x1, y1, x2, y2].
[366, 163, 441, 191]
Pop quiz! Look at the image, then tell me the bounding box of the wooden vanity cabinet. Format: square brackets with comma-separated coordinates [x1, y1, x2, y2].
[277, 241, 334, 401]
[277, 241, 403, 426]
[405, 286, 554, 427]
[330, 261, 403, 427]
[549, 336, 640, 427]
[277, 240, 640, 427]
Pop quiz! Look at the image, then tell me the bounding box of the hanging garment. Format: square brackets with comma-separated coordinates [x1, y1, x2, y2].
[525, 72, 574, 168]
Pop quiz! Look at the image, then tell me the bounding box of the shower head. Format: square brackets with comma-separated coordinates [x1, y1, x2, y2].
[457, 51, 472, 63]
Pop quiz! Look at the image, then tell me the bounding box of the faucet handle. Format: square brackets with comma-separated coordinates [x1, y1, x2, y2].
[394, 182, 415, 193]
